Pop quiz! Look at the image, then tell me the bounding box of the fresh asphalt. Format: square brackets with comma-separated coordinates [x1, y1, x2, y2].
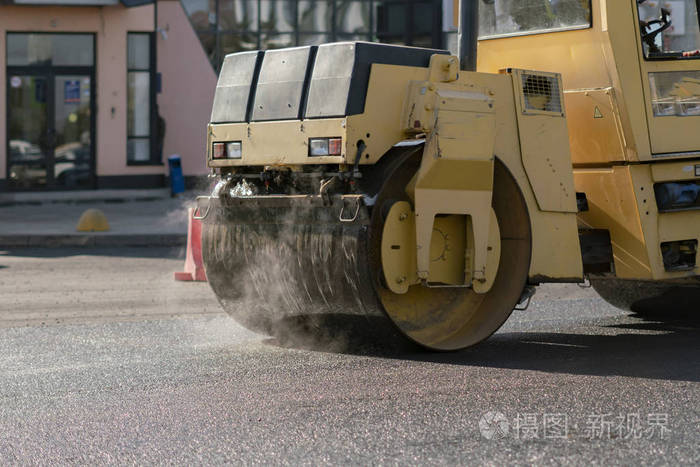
[0, 248, 697, 464]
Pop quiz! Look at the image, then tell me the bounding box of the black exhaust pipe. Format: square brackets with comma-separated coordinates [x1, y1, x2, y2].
[457, 0, 479, 71]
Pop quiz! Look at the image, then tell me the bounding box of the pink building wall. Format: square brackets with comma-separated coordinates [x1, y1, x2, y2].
[157, 0, 217, 177]
[0, 1, 216, 186]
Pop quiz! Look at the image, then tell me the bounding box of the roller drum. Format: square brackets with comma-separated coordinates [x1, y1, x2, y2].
[202, 152, 533, 351]
[202, 197, 408, 349]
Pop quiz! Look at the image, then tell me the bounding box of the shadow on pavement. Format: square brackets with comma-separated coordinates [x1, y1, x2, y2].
[419, 320, 699, 383]
[630, 288, 700, 318]
[0, 247, 185, 260]
[265, 314, 700, 383]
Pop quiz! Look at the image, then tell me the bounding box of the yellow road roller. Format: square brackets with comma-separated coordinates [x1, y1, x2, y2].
[198, 0, 700, 350]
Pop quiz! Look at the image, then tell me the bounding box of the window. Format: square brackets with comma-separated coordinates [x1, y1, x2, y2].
[299, 0, 333, 33]
[649, 70, 700, 116]
[371, 1, 440, 46]
[477, 0, 592, 39]
[181, 0, 443, 70]
[336, 1, 371, 34]
[127, 33, 158, 164]
[7, 33, 94, 67]
[638, 0, 700, 59]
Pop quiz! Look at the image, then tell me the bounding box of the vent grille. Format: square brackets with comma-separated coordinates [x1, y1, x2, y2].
[521, 73, 563, 114]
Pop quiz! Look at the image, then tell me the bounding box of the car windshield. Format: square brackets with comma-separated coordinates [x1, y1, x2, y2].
[638, 0, 700, 58]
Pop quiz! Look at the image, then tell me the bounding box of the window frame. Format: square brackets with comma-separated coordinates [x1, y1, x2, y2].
[126, 31, 160, 166]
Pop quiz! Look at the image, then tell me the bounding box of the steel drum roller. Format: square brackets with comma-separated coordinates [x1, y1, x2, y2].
[202, 150, 532, 350]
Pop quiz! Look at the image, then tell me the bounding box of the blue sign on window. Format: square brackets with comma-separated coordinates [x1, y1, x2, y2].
[64, 80, 81, 104]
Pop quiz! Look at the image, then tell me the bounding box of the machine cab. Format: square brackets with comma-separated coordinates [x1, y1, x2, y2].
[636, 0, 700, 155]
[476, 0, 700, 162]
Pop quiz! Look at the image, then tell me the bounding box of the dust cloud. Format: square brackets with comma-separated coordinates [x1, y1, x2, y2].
[204, 191, 402, 354]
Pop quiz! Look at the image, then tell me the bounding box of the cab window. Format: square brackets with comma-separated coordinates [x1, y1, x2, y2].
[638, 0, 700, 59]
[478, 0, 592, 39]
[649, 70, 700, 116]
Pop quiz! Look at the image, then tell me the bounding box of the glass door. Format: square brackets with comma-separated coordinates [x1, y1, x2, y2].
[6, 72, 94, 189]
[53, 74, 92, 188]
[6, 33, 95, 190]
[7, 74, 49, 188]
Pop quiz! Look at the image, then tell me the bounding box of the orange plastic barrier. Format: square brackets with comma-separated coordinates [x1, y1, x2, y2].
[174, 207, 208, 282]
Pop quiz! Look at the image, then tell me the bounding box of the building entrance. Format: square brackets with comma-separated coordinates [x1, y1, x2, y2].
[6, 33, 95, 190]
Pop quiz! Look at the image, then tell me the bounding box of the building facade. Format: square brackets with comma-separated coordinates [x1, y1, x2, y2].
[1, 0, 455, 191]
[1, 0, 218, 191]
[179, 0, 446, 70]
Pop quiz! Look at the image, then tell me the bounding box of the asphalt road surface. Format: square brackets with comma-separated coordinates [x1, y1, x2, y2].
[0, 248, 698, 464]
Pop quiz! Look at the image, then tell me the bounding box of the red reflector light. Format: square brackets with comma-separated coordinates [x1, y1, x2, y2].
[328, 138, 342, 156]
[213, 142, 225, 159]
[212, 143, 226, 159]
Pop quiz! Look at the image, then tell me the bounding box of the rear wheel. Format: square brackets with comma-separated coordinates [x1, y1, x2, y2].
[591, 278, 700, 319]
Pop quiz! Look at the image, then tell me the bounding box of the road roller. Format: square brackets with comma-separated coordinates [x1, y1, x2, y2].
[198, 0, 700, 350]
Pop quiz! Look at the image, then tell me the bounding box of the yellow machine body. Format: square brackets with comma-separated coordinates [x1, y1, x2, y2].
[207, 56, 584, 288]
[478, 0, 700, 284]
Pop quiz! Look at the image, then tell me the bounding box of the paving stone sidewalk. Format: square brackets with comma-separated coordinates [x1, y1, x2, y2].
[0, 189, 198, 248]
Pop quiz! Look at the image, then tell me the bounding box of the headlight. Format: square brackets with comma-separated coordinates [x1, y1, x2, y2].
[654, 181, 700, 212]
[308, 137, 342, 157]
[226, 141, 242, 159]
[660, 239, 697, 272]
[212, 141, 242, 159]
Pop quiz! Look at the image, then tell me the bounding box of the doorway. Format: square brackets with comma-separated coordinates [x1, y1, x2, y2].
[6, 33, 96, 190]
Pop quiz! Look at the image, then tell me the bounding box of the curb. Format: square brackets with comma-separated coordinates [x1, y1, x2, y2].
[0, 188, 173, 207]
[0, 234, 187, 248]
[0, 197, 167, 208]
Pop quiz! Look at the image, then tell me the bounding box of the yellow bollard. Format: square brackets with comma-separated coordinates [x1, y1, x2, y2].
[76, 208, 110, 232]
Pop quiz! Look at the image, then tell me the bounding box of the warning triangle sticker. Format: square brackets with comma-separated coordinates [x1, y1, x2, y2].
[593, 106, 604, 119]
